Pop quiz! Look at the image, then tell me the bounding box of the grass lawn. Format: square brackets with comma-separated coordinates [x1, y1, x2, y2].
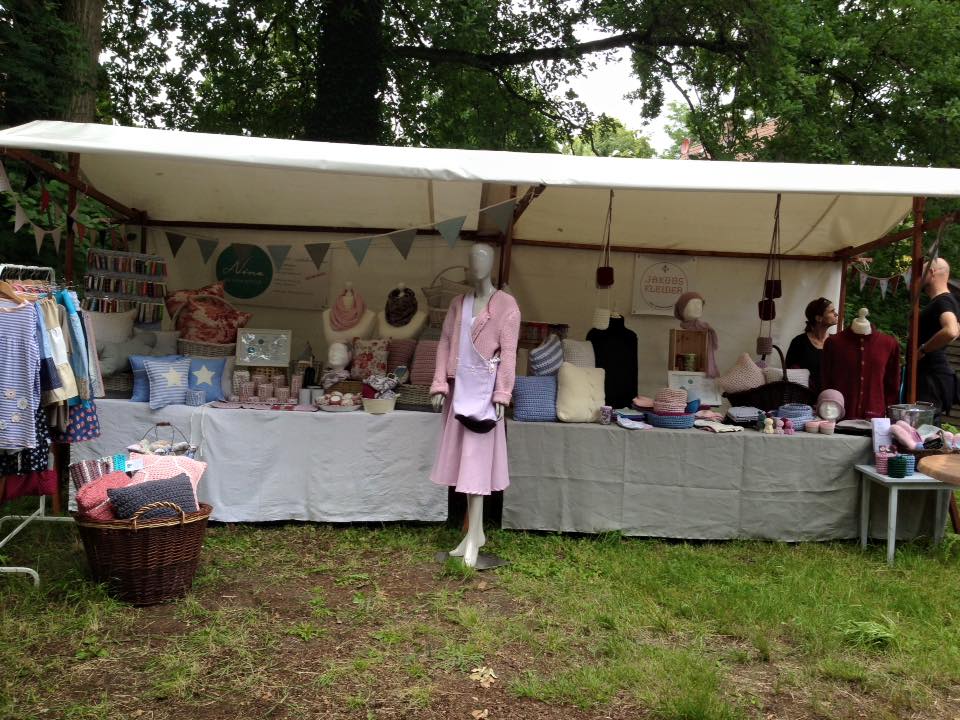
[1, 507, 959, 719]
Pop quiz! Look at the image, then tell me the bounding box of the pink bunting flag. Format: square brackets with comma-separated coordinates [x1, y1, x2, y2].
[32, 225, 45, 254]
[13, 204, 28, 232]
[51, 228, 62, 253]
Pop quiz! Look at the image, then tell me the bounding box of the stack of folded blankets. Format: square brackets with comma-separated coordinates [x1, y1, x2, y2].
[726, 406, 764, 427]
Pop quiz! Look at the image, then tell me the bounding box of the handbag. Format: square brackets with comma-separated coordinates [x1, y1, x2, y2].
[596, 190, 614, 288]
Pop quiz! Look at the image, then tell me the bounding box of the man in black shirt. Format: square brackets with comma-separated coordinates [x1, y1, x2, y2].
[918, 258, 960, 417]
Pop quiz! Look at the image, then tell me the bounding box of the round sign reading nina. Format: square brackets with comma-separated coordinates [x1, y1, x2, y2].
[216, 244, 273, 299]
[638, 262, 688, 310]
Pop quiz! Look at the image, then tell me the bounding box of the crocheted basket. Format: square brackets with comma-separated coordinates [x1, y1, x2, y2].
[724, 345, 816, 412]
[646, 411, 696, 429]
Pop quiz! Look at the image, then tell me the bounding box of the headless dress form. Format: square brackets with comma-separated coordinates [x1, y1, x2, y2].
[586, 315, 638, 409]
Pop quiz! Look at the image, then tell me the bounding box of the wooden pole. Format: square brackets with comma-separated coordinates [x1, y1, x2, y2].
[498, 186, 518, 287]
[837, 258, 849, 331]
[907, 196, 926, 403]
[835, 211, 959, 259]
[65, 153, 80, 282]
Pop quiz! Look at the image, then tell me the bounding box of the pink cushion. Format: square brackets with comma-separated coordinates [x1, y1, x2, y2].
[176, 296, 252, 345]
[387, 339, 417, 373]
[165, 282, 225, 320]
[76, 471, 135, 521]
[410, 340, 439, 385]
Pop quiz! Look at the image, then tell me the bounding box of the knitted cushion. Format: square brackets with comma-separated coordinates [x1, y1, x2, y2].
[556, 362, 605, 423]
[130, 453, 207, 505]
[145, 357, 192, 409]
[513, 376, 557, 422]
[387, 338, 417, 373]
[351, 338, 389, 380]
[107, 473, 198, 520]
[76, 471, 136, 521]
[410, 340, 439, 385]
[718, 353, 765, 394]
[529, 334, 563, 376]
[129, 354, 185, 402]
[561, 339, 595, 368]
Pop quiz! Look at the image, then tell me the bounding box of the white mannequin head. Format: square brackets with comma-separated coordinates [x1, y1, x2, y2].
[327, 342, 351, 370]
[682, 298, 703, 322]
[468, 243, 495, 282]
[341, 282, 355, 310]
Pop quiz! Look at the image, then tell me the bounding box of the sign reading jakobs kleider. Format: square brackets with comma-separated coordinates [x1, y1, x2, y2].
[631, 254, 696, 316]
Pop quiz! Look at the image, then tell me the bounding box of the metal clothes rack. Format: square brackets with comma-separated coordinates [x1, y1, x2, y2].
[0, 263, 72, 587]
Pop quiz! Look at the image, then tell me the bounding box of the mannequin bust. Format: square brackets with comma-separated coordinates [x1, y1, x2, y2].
[376, 283, 427, 339]
[327, 342, 350, 371]
[681, 298, 703, 322]
[851, 307, 872, 335]
[322, 282, 376, 346]
[673, 291, 719, 377]
[431, 242, 511, 568]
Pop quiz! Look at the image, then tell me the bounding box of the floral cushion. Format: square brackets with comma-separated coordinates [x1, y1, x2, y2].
[164, 281, 226, 320]
[351, 338, 389, 380]
[175, 296, 252, 345]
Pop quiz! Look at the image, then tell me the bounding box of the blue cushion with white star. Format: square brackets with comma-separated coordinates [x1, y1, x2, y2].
[188, 357, 227, 403]
[144, 358, 192, 410]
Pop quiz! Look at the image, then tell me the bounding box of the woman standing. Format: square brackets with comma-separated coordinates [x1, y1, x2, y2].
[786, 298, 838, 394]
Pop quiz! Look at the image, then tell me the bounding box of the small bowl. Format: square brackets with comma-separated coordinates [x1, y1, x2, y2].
[819, 421, 836, 435]
[363, 397, 397, 414]
[805, 420, 822, 433]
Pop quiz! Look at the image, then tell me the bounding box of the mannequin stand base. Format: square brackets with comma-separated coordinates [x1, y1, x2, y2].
[434, 551, 508, 571]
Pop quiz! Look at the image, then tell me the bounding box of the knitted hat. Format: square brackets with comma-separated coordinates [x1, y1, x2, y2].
[816, 389, 845, 421]
[673, 291, 705, 321]
[653, 387, 688, 414]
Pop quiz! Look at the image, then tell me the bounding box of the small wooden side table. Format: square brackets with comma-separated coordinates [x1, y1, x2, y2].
[855, 464, 952, 566]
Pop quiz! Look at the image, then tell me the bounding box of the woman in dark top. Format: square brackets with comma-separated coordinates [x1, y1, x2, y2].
[785, 297, 838, 393]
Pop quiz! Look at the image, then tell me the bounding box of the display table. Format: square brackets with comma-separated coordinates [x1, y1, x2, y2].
[503, 423, 944, 541]
[74, 399, 448, 523]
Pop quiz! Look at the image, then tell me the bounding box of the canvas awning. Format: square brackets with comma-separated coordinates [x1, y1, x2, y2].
[3, 120, 960, 257]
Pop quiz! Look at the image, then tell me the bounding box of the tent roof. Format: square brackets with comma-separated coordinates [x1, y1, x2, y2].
[3, 121, 960, 257]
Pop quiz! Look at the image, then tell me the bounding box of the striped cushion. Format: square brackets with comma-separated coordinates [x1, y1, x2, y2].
[528, 334, 563, 376]
[130, 354, 184, 402]
[512, 376, 557, 422]
[144, 358, 191, 409]
[410, 340, 439, 385]
[387, 338, 417, 373]
[561, 339, 595, 368]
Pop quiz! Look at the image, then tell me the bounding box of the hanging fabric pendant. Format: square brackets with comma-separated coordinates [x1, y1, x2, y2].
[761, 194, 783, 301]
[596, 189, 615, 288]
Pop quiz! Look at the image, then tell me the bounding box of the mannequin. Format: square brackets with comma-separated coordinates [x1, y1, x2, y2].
[587, 308, 637, 409]
[322, 282, 376, 346]
[674, 291, 719, 377]
[430, 243, 520, 567]
[321, 342, 352, 390]
[376, 283, 427, 339]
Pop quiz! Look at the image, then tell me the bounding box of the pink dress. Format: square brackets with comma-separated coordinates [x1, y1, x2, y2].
[430, 300, 509, 495]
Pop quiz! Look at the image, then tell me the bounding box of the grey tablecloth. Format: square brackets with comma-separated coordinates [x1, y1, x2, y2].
[503, 422, 943, 541]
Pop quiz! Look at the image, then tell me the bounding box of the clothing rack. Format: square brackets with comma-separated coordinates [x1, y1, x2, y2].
[0, 263, 72, 587]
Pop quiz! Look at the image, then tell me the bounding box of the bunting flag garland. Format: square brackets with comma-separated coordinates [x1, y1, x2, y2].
[51, 228, 61, 253]
[267, 244, 292, 270]
[388, 228, 416, 259]
[33, 225, 45, 254]
[346, 236, 373, 266]
[859, 270, 868, 291]
[482, 199, 516, 235]
[304, 242, 330, 270]
[166, 232, 186, 257]
[13, 204, 28, 232]
[878, 278, 889, 298]
[902, 269, 912, 288]
[435, 216, 466, 249]
[196, 237, 219, 264]
[0, 164, 10, 193]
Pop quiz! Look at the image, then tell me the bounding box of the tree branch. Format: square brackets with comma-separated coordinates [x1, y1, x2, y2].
[393, 31, 748, 71]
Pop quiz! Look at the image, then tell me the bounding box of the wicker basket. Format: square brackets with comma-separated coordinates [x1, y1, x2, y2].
[422, 266, 471, 328]
[177, 338, 236, 357]
[397, 383, 433, 411]
[724, 345, 816, 412]
[103, 372, 133, 394]
[75, 501, 212, 606]
[329, 380, 363, 395]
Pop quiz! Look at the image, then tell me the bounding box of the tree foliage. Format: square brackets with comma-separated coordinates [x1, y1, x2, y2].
[567, 115, 655, 158]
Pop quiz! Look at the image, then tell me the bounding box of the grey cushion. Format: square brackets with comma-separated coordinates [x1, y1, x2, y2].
[107, 473, 198, 520]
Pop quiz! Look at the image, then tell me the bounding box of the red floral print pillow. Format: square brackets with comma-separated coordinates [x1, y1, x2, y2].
[350, 338, 389, 380]
[176, 296, 252, 345]
[165, 282, 226, 321]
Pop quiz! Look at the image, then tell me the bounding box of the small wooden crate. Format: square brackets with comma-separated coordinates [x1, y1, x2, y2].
[668, 329, 708, 371]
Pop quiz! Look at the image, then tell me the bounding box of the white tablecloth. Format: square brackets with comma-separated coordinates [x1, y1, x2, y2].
[74, 400, 447, 523]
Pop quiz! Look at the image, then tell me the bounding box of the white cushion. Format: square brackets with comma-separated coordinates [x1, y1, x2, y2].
[88, 309, 137, 346]
[556, 362, 605, 423]
[561, 339, 595, 368]
[133, 327, 181, 355]
[718, 353, 765, 394]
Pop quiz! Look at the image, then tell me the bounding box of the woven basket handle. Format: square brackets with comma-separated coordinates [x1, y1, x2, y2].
[130, 501, 187, 530]
[428, 265, 468, 286]
[139, 421, 190, 446]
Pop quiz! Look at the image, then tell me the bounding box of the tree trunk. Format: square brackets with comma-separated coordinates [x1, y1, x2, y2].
[305, 0, 387, 144]
[61, 0, 104, 123]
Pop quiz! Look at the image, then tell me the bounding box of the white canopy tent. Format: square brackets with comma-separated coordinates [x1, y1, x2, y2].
[3, 121, 960, 258]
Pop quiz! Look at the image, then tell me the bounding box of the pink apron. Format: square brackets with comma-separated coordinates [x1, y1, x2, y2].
[452, 294, 500, 426]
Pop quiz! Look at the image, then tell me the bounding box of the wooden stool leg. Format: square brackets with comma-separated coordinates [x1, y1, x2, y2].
[950, 493, 960, 534]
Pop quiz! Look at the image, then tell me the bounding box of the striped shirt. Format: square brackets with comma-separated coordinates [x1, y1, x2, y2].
[0, 300, 40, 449]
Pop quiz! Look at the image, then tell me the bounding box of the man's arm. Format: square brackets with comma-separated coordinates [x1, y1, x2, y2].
[920, 310, 960, 356]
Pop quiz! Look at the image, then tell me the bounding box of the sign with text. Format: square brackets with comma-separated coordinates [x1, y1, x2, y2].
[631, 254, 697, 316]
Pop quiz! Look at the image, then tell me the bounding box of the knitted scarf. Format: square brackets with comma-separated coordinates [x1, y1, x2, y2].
[385, 287, 418, 327]
[330, 289, 366, 331]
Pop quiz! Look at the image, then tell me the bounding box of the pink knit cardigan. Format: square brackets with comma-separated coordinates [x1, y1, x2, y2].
[430, 291, 521, 406]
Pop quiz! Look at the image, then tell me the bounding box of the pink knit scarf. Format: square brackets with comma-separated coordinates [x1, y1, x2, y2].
[330, 289, 366, 330]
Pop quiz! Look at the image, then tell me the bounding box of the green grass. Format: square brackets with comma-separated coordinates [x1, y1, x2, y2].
[1, 508, 958, 719]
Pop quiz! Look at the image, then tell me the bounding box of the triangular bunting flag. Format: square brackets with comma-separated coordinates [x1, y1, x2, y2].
[482, 199, 516, 235]
[859, 270, 867, 291]
[434, 216, 466, 249]
[233, 243, 255, 263]
[902, 269, 912, 287]
[77, 223, 86, 241]
[304, 242, 330, 270]
[166, 232, 186, 257]
[0, 163, 11, 193]
[50, 228, 61, 253]
[13, 204, 28, 232]
[346, 237, 373, 266]
[388, 228, 416, 259]
[196, 238, 219, 264]
[267, 244, 292, 270]
[890, 275, 899, 294]
[879, 278, 889, 297]
[32, 225, 45, 254]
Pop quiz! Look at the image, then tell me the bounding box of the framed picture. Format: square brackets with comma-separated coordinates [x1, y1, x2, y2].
[236, 328, 292, 367]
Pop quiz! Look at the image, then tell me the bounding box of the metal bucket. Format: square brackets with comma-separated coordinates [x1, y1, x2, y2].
[887, 402, 936, 427]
